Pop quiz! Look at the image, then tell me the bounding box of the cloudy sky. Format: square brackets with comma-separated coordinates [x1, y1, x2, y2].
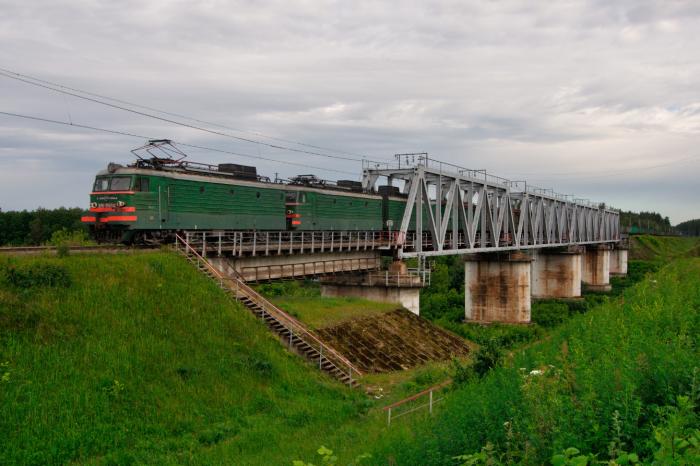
[1, 0, 698, 223]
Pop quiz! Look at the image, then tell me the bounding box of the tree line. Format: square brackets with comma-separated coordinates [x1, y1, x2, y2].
[619, 210, 675, 235]
[0, 206, 694, 246]
[676, 218, 700, 236]
[0, 208, 87, 246]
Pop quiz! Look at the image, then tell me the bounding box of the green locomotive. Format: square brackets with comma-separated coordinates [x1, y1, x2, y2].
[83, 142, 412, 244]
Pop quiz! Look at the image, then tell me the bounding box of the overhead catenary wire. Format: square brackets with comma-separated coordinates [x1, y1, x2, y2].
[7, 68, 692, 183]
[0, 66, 382, 161]
[0, 68, 390, 164]
[0, 110, 358, 176]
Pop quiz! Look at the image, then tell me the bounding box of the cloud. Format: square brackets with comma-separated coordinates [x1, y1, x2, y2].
[0, 0, 698, 222]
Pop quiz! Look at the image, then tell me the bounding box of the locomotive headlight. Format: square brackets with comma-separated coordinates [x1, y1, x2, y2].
[117, 201, 126, 207]
[90, 202, 97, 208]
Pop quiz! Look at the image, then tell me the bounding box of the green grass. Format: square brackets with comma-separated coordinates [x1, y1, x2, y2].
[630, 234, 700, 261]
[0, 253, 382, 465]
[256, 281, 398, 329]
[369, 258, 700, 464]
[3, 236, 698, 465]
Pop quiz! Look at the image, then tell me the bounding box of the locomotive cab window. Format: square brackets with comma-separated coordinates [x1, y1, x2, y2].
[93, 177, 109, 192]
[110, 176, 132, 191]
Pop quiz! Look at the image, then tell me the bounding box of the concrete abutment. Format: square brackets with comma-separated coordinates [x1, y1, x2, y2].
[320, 284, 421, 315]
[319, 261, 424, 315]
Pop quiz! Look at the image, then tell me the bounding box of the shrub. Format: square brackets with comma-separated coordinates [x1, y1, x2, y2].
[452, 358, 475, 386]
[49, 228, 91, 248]
[531, 302, 570, 327]
[472, 338, 503, 377]
[4, 262, 71, 288]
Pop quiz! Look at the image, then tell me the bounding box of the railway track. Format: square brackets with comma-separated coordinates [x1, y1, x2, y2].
[0, 244, 157, 255]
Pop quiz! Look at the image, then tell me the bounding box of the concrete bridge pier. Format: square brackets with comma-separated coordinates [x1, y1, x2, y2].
[464, 252, 532, 324]
[531, 248, 582, 299]
[581, 245, 612, 292]
[609, 247, 628, 276]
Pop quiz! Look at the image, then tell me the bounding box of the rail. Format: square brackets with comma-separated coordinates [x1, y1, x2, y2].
[383, 379, 452, 426]
[0, 244, 157, 255]
[174, 233, 364, 382]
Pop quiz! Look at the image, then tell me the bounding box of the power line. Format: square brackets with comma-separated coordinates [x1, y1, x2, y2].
[0, 66, 381, 161]
[0, 111, 147, 139]
[0, 68, 389, 163]
[0, 110, 357, 176]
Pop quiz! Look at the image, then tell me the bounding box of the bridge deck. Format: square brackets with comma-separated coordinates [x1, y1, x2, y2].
[183, 229, 620, 259]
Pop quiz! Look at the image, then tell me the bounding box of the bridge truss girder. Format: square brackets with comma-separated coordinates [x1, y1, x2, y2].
[362, 164, 620, 258]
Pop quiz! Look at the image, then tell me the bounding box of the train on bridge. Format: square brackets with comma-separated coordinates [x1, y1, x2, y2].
[83, 140, 620, 257]
[82, 140, 413, 244]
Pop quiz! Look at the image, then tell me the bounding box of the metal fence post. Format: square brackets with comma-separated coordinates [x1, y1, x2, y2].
[429, 390, 433, 415]
[387, 408, 392, 427]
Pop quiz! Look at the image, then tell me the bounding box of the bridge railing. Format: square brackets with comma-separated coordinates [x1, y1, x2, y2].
[183, 230, 402, 257]
[365, 269, 431, 287]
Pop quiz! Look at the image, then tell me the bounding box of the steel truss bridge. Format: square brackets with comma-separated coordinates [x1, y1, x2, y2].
[181, 155, 621, 265]
[362, 155, 620, 259]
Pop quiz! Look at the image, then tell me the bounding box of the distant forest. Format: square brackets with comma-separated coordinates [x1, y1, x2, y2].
[0, 207, 86, 246]
[619, 210, 674, 235]
[676, 218, 700, 236]
[0, 207, 694, 246]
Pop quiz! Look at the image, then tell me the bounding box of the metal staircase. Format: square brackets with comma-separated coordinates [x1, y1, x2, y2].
[173, 233, 363, 387]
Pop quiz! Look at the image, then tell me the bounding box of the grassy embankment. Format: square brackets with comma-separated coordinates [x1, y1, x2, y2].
[2, 235, 697, 464]
[0, 252, 395, 465]
[338, 243, 697, 464]
[629, 234, 700, 261]
[352, 236, 700, 464]
[257, 280, 465, 401]
[419, 235, 700, 354]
